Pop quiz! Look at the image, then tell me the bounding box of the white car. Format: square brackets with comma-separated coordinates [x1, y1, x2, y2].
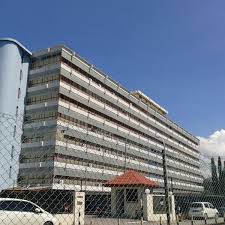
[188, 202, 219, 219]
[0, 198, 59, 225]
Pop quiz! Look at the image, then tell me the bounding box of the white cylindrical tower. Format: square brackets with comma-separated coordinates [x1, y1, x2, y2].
[0, 38, 31, 189]
[0, 38, 31, 115]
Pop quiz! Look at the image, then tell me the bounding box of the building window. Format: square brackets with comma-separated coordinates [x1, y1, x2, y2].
[18, 88, 21, 99]
[126, 189, 138, 202]
[19, 70, 23, 81]
[11, 146, 14, 159]
[13, 126, 16, 137]
[16, 106, 18, 117]
[9, 166, 12, 178]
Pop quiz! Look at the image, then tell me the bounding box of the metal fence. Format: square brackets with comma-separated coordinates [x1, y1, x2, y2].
[0, 112, 224, 225]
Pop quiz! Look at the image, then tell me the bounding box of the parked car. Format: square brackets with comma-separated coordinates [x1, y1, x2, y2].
[0, 198, 59, 225]
[188, 202, 219, 219]
[217, 207, 225, 217]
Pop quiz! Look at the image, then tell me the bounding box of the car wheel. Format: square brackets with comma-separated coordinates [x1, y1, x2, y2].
[44, 222, 53, 225]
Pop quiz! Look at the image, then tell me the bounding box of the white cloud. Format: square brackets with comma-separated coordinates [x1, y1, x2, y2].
[198, 129, 225, 157]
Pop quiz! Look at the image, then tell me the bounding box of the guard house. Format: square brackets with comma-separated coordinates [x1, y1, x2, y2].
[105, 170, 157, 219]
[105, 170, 176, 222]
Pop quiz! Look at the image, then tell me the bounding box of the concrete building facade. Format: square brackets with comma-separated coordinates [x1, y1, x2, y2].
[17, 44, 203, 193]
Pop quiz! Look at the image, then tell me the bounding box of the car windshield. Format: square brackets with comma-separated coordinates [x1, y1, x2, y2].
[191, 203, 202, 208]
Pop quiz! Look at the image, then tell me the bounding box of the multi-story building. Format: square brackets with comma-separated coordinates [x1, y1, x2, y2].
[17, 44, 203, 194]
[0, 38, 31, 189]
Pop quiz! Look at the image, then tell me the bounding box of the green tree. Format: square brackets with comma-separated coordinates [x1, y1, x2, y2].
[203, 177, 213, 194]
[220, 169, 225, 195]
[218, 156, 222, 194]
[211, 157, 218, 194]
[218, 157, 222, 179]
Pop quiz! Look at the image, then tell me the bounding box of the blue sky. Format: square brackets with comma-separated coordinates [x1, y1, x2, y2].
[1, 0, 225, 139]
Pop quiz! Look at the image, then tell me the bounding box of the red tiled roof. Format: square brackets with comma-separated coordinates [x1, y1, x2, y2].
[104, 170, 158, 187]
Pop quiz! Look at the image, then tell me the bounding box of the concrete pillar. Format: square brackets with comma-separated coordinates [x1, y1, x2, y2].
[73, 192, 85, 225]
[143, 193, 153, 221]
[169, 192, 176, 222]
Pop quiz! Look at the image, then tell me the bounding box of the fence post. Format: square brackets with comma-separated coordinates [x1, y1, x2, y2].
[73, 192, 76, 225]
[160, 216, 162, 225]
[161, 139, 171, 225]
[191, 216, 193, 225]
[141, 216, 143, 225]
[176, 214, 179, 225]
[118, 218, 120, 225]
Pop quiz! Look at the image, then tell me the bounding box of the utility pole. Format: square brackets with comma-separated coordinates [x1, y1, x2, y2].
[171, 177, 173, 192]
[156, 135, 171, 225]
[124, 139, 127, 172]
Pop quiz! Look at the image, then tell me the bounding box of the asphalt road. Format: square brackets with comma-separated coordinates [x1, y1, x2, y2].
[85, 216, 225, 225]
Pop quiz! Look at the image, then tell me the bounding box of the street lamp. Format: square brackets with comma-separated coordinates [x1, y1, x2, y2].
[155, 135, 171, 225]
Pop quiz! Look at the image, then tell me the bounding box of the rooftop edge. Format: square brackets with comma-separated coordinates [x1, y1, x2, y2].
[0, 38, 32, 55]
[32, 44, 199, 143]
